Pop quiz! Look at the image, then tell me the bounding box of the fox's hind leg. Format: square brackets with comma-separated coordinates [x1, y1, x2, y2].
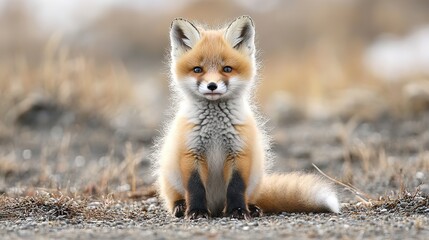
[248, 204, 263, 217]
[172, 199, 186, 217]
[159, 175, 186, 217]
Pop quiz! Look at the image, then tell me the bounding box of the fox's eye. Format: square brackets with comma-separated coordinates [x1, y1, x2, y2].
[193, 67, 203, 73]
[223, 66, 233, 73]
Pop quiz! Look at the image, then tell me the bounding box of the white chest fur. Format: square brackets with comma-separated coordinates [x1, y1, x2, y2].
[184, 100, 247, 154]
[180, 98, 249, 213]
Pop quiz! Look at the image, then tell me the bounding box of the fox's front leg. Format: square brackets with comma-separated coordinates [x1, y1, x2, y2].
[180, 153, 210, 219]
[224, 154, 252, 220]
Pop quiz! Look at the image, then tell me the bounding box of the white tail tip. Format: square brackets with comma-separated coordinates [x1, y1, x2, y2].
[325, 195, 340, 213]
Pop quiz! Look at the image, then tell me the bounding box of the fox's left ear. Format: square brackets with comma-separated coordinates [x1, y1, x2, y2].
[224, 16, 255, 55]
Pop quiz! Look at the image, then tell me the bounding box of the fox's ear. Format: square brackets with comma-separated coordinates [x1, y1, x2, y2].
[224, 16, 255, 55]
[170, 18, 200, 58]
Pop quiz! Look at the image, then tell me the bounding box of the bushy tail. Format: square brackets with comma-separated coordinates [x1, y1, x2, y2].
[255, 172, 340, 213]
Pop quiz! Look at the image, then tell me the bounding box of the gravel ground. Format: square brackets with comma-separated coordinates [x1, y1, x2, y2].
[1, 194, 428, 240]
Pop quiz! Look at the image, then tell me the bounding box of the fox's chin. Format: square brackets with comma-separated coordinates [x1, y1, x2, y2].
[203, 93, 223, 101]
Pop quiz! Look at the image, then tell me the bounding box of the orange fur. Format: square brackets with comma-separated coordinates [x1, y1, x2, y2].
[179, 151, 197, 189]
[158, 116, 194, 213]
[256, 173, 337, 213]
[234, 117, 265, 203]
[175, 31, 253, 81]
[159, 176, 184, 211]
[222, 159, 233, 184]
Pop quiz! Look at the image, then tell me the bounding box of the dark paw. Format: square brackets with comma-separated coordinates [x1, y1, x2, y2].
[173, 199, 186, 218]
[248, 204, 263, 218]
[228, 207, 251, 220]
[186, 209, 210, 220]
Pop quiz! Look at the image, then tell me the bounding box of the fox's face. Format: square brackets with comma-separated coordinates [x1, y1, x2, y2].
[170, 16, 256, 101]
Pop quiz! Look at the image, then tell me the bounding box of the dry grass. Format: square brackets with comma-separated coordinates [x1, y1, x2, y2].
[259, 51, 429, 120]
[0, 191, 151, 221]
[0, 182, 426, 222]
[0, 35, 151, 201]
[0, 192, 84, 220]
[334, 117, 429, 198]
[353, 142, 428, 191]
[0, 142, 153, 200]
[0, 35, 135, 127]
[316, 155, 429, 210]
[1, 1, 429, 122]
[343, 187, 429, 215]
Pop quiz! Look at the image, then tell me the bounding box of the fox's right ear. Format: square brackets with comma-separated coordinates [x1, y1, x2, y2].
[170, 18, 200, 58]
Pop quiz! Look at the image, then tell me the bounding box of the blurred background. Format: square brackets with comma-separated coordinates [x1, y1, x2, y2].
[0, 0, 428, 197]
[2, 0, 429, 123]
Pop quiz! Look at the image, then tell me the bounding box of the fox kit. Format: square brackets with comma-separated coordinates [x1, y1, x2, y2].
[157, 16, 340, 219]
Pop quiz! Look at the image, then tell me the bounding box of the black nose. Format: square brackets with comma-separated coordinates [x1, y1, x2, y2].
[207, 82, 217, 91]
